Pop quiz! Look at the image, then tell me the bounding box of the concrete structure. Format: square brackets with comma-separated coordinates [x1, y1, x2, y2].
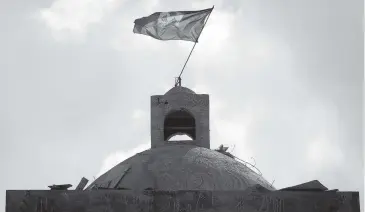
[87, 86, 274, 191]
[6, 189, 360, 212]
[150, 86, 210, 149]
[5, 85, 360, 212]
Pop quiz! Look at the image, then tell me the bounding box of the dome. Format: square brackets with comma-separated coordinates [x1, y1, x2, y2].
[87, 145, 275, 191]
[165, 86, 195, 96]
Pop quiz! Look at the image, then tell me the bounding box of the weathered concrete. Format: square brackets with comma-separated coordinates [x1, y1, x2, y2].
[86, 145, 275, 191]
[151, 86, 210, 149]
[6, 189, 360, 212]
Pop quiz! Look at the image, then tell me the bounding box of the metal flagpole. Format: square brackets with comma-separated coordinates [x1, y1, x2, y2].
[175, 5, 215, 87]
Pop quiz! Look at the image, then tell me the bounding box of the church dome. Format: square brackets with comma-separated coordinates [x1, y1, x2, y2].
[87, 145, 275, 191]
[165, 86, 195, 95]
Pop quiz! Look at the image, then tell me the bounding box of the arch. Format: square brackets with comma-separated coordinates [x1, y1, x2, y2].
[164, 109, 196, 141]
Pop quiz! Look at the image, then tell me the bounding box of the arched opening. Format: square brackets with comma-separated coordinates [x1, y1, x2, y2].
[164, 110, 196, 141]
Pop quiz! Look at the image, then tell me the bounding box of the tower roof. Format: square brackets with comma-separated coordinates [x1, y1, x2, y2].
[165, 86, 195, 95]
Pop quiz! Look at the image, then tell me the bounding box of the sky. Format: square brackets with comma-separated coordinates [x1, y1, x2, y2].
[0, 0, 363, 211]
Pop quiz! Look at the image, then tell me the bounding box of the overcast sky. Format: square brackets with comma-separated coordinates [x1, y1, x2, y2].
[0, 0, 363, 211]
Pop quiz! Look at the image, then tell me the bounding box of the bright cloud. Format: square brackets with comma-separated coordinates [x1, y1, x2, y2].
[192, 84, 212, 94]
[204, 89, 257, 161]
[307, 134, 345, 169]
[95, 109, 150, 177]
[177, 10, 234, 54]
[39, 0, 123, 39]
[110, 15, 162, 52]
[132, 109, 147, 120]
[169, 134, 193, 141]
[97, 142, 150, 177]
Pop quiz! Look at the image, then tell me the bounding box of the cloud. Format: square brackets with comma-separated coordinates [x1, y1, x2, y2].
[38, 0, 123, 40]
[95, 108, 150, 177]
[131, 109, 147, 121]
[169, 134, 193, 141]
[177, 9, 233, 53]
[211, 113, 256, 164]
[306, 134, 345, 169]
[97, 142, 150, 177]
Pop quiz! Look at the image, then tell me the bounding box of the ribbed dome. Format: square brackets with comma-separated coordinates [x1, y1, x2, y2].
[165, 86, 195, 95]
[87, 145, 275, 191]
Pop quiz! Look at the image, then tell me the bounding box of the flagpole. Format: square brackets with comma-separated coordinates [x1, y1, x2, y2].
[175, 5, 215, 87]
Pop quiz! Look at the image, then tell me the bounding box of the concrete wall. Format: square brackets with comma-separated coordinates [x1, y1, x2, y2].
[150, 91, 210, 149]
[6, 189, 360, 212]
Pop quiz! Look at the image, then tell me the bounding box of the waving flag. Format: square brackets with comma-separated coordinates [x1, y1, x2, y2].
[133, 8, 213, 42]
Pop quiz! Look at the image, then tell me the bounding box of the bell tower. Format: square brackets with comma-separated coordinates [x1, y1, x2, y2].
[150, 86, 210, 149]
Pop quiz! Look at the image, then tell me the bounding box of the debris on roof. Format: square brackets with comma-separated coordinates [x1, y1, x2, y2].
[215, 144, 235, 158]
[48, 184, 72, 190]
[75, 177, 89, 190]
[280, 180, 328, 191]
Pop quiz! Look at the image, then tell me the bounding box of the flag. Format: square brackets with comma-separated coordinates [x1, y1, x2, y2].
[133, 8, 213, 42]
